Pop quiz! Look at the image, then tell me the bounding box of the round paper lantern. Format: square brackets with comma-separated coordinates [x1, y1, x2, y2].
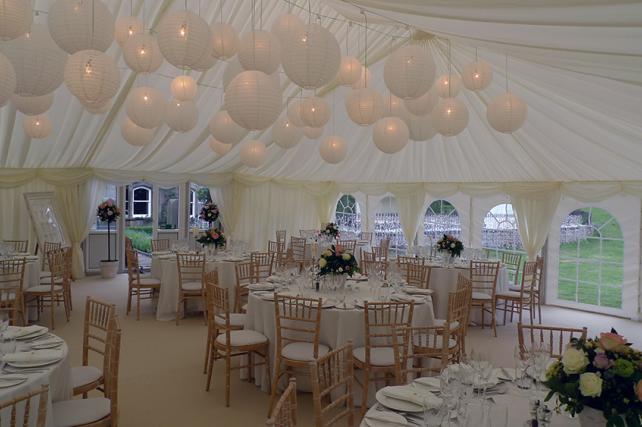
[272, 115, 303, 149]
[487, 91, 527, 133]
[303, 126, 323, 139]
[224, 70, 281, 130]
[404, 85, 439, 116]
[345, 87, 384, 126]
[115, 16, 143, 47]
[406, 111, 437, 141]
[64, 50, 120, 105]
[436, 73, 462, 98]
[82, 99, 111, 114]
[211, 23, 238, 60]
[0, 24, 67, 97]
[157, 10, 211, 69]
[23, 115, 52, 139]
[286, 99, 305, 127]
[432, 97, 469, 137]
[281, 23, 340, 89]
[373, 117, 409, 154]
[0, 0, 32, 41]
[12, 92, 54, 116]
[165, 99, 198, 132]
[336, 56, 362, 87]
[170, 75, 197, 101]
[300, 96, 330, 128]
[240, 140, 267, 168]
[319, 135, 346, 164]
[238, 30, 281, 75]
[462, 60, 492, 91]
[121, 116, 154, 146]
[48, 0, 115, 54]
[191, 50, 217, 72]
[208, 110, 248, 144]
[123, 33, 163, 74]
[381, 93, 408, 120]
[383, 44, 435, 99]
[271, 14, 304, 44]
[209, 137, 232, 156]
[126, 86, 166, 129]
[352, 66, 372, 90]
[0, 53, 17, 107]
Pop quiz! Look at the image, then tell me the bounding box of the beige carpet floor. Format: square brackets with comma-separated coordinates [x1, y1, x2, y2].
[46, 274, 642, 427]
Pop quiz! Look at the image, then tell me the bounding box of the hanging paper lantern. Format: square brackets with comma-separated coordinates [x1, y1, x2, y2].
[82, 98, 111, 114]
[48, 0, 115, 54]
[121, 116, 154, 146]
[352, 66, 372, 90]
[462, 60, 492, 91]
[123, 33, 163, 74]
[281, 23, 340, 89]
[345, 87, 384, 126]
[0, 53, 17, 107]
[372, 117, 409, 154]
[240, 140, 267, 167]
[170, 75, 197, 101]
[0, 24, 67, 97]
[224, 70, 281, 130]
[319, 135, 346, 164]
[157, 10, 212, 70]
[64, 50, 120, 105]
[404, 85, 439, 116]
[436, 73, 462, 98]
[12, 92, 55, 116]
[209, 137, 232, 156]
[115, 16, 143, 47]
[23, 114, 52, 139]
[0, 0, 32, 41]
[208, 110, 248, 144]
[191, 50, 217, 72]
[487, 91, 528, 133]
[336, 56, 362, 87]
[238, 30, 281, 75]
[303, 126, 323, 139]
[432, 97, 469, 137]
[300, 96, 330, 128]
[211, 23, 239, 60]
[286, 99, 305, 127]
[381, 93, 408, 120]
[406, 111, 437, 141]
[126, 86, 166, 129]
[271, 14, 304, 44]
[383, 44, 435, 99]
[272, 115, 303, 149]
[165, 99, 198, 132]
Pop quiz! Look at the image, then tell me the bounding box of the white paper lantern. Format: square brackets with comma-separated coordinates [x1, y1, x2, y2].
[345, 87, 384, 126]
[240, 140, 266, 168]
[157, 10, 211, 69]
[208, 110, 248, 144]
[319, 135, 346, 164]
[209, 137, 232, 156]
[211, 23, 239, 60]
[23, 114, 52, 139]
[170, 75, 197, 101]
[381, 93, 408, 120]
[165, 99, 198, 132]
[271, 14, 304, 44]
[383, 44, 435, 100]
[0, 24, 67, 97]
[121, 116, 154, 146]
[487, 91, 528, 133]
[282, 23, 340, 89]
[126, 86, 166, 129]
[404, 85, 439, 116]
[225, 70, 281, 130]
[12, 92, 54, 116]
[436, 73, 462, 98]
[191, 50, 217, 72]
[406, 111, 437, 141]
[238, 30, 281, 75]
[82, 98, 111, 114]
[123, 33, 163, 74]
[0, 0, 32, 41]
[300, 96, 330, 128]
[272, 115, 303, 149]
[432, 97, 469, 137]
[115, 16, 143, 47]
[48, 0, 115, 54]
[336, 56, 362, 87]
[303, 126, 323, 139]
[64, 50, 120, 105]
[462, 60, 492, 91]
[0, 53, 16, 107]
[286, 99, 305, 127]
[373, 117, 409, 154]
[352, 66, 372, 90]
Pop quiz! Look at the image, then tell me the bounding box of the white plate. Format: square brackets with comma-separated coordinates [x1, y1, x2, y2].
[7, 358, 62, 368]
[404, 287, 433, 295]
[0, 375, 27, 388]
[363, 413, 408, 427]
[375, 388, 424, 413]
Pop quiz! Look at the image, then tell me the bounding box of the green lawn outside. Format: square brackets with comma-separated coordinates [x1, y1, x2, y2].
[125, 226, 153, 253]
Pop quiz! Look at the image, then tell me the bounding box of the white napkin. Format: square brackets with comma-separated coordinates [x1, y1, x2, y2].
[381, 386, 425, 407]
[2, 349, 63, 364]
[31, 337, 63, 348]
[365, 410, 408, 425]
[0, 374, 27, 384]
[248, 283, 275, 291]
[4, 326, 47, 339]
[414, 376, 440, 390]
[391, 294, 425, 303]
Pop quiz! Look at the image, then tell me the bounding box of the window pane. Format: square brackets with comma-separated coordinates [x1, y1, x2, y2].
[424, 200, 461, 245]
[134, 188, 149, 201]
[92, 184, 118, 230]
[374, 196, 407, 257]
[335, 194, 361, 235]
[190, 185, 213, 229]
[133, 202, 148, 215]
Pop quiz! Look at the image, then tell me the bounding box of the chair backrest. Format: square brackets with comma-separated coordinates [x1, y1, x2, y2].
[379, 238, 390, 252]
[268, 241, 287, 267]
[0, 384, 49, 427]
[455, 274, 473, 327]
[516, 261, 537, 300]
[125, 248, 141, 284]
[41, 241, 62, 271]
[251, 252, 275, 279]
[372, 245, 388, 263]
[359, 231, 373, 245]
[276, 230, 287, 245]
[235, 261, 257, 287]
[82, 297, 116, 367]
[289, 237, 307, 262]
[360, 249, 375, 263]
[176, 253, 205, 289]
[274, 295, 323, 359]
[405, 263, 429, 289]
[534, 255, 545, 293]
[103, 317, 122, 423]
[124, 236, 133, 251]
[2, 240, 28, 253]
[310, 343, 354, 427]
[397, 256, 425, 267]
[447, 280, 472, 327]
[502, 252, 522, 283]
[517, 323, 587, 360]
[266, 378, 297, 427]
[469, 261, 500, 297]
[0, 258, 25, 292]
[361, 260, 388, 279]
[151, 239, 170, 252]
[336, 240, 356, 255]
[363, 302, 414, 365]
[206, 281, 235, 334]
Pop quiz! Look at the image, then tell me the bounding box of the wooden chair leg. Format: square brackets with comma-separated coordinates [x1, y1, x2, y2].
[360, 368, 370, 419]
[491, 300, 497, 337]
[206, 345, 216, 392]
[225, 352, 231, 407]
[137, 287, 142, 321]
[175, 292, 182, 326]
[203, 332, 211, 374]
[480, 303, 485, 329]
[268, 358, 282, 415]
[501, 299, 508, 325]
[50, 299, 55, 330]
[126, 287, 132, 315]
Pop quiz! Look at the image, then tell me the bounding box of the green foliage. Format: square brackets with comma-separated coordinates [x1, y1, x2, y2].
[125, 226, 152, 253]
[195, 187, 211, 203]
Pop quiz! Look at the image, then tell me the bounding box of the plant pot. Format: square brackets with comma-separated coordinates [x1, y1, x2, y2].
[100, 260, 119, 279]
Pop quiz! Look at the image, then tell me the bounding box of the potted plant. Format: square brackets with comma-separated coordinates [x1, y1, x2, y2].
[196, 227, 226, 256]
[436, 234, 464, 264]
[317, 244, 359, 291]
[198, 202, 220, 229]
[96, 199, 121, 278]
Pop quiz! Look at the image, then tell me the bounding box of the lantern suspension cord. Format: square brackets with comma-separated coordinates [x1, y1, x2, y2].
[362, 9, 368, 87]
[130, 0, 133, 17]
[345, 21, 350, 55]
[448, 39, 452, 98]
[219, 0, 224, 24]
[307, 0, 312, 25]
[91, 0, 95, 45]
[260, 0, 263, 29]
[332, 90, 335, 133]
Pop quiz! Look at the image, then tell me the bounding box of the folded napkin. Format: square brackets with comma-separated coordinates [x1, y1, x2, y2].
[4, 326, 47, 339]
[404, 287, 433, 295]
[391, 294, 425, 304]
[0, 374, 27, 385]
[248, 283, 275, 291]
[2, 349, 63, 364]
[365, 410, 407, 425]
[31, 337, 63, 348]
[381, 386, 425, 407]
[414, 376, 440, 391]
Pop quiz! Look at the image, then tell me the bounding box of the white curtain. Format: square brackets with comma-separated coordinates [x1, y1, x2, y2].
[391, 185, 426, 250]
[209, 181, 237, 235]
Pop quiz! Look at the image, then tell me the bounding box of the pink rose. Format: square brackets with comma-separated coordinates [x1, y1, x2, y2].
[636, 380, 642, 402]
[592, 352, 613, 370]
[211, 233, 219, 239]
[598, 332, 627, 352]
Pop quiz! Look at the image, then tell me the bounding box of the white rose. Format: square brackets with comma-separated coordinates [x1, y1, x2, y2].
[338, 267, 343, 273]
[579, 372, 603, 398]
[561, 347, 589, 374]
[342, 253, 351, 261]
[450, 243, 455, 248]
[319, 258, 327, 268]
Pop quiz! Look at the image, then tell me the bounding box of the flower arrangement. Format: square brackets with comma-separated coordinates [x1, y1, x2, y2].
[317, 245, 359, 277]
[97, 199, 121, 262]
[319, 222, 340, 239]
[544, 329, 642, 426]
[196, 227, 226, 248]
[436, 234, 464, 257]
[199, 202, 220, 226]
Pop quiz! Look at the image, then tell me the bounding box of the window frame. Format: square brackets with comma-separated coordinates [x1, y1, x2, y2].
[131, 186, 151, 218]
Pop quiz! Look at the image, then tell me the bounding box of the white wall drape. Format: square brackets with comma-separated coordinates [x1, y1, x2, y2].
[391, 185, 426, 250]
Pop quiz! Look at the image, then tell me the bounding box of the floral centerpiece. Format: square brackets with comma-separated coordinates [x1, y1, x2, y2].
[196, 227, 226, 248]
[544, 329, 642, 426]
[436, 234, 464, 258]
[319, 222, 340, 239]
[199, 202, 220, 227]
[96, 199, 121, 278]
[318, 245, 359, 277]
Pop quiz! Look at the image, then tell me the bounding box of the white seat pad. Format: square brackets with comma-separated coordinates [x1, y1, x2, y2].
[496, 291, 522, 298]
[137, 277, 160, 286]
[472, 291, 492, 300]
[216, 330, 267, 347]
[432, 319, 460, 330]
[353, 346, 395, 366]
[53, 398, 111, 427]
[281, 342, 329, 362]
[25, 284, 63, 293]
[71, 365, 103, 389]
[181, 281, 202, 291]
[215, 313, 246, 327]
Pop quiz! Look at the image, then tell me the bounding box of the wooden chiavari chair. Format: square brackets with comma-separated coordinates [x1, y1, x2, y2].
[2, 240, 28, 253]
[359, 232, 373, 245]
[396, 256, 425, 267]
[502, 252, 523, 286]
[72, 297, 116, 398]
[353, 301, 414, 417]
[24, 248, 70, 330]
[533, 256, 545, 322]
[360, 249, 375, 263]
[452, 274, 473, 357]
[269, 295, 327, 414]
[336, 239, 356, 255]
[497, 261, 537, 325]
[0, 258, 26, 326]
[235, 261, 258, 313]
[252, 252, 275, 280]
[469, 260, 500, 337]
[404, 264, 431, 289]
[0, 384, 48, 427]
[39, 241, 61, 282]
[310, 342, 355, 427]
[151, 238, 170, 252]
[289, 237, 309, 271]
[268, 241, 287, 269]
[517, 323, 587, 360]
[124, 236, 133, 251]
[125, 248, 161, 321]
[176, 252, 206, 325]
[266, 378, 297, 427]
[276, 230, 287, 245]
[360, 260, 388, 280]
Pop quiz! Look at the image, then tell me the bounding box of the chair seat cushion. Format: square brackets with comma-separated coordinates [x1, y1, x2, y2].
[472, 291, 492, 300]
[497, 291, 522, 298]
[71, 365, 103, 390]
[138, 277, 161, 286]
[25, 284, 63, 293]
[281, 342, 329, 362]
[433, 319, 460, 330]
[215, 330, 267, 347]
[181, 281, 202, 291]
[215, 313, 246, 327]
[353, 346, 395, 366]
[53, 398, 111, 427]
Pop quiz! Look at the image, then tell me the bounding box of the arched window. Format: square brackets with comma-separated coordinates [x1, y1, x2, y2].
[132, 186, 151, 218]
[424, 200, 461, 245]
[335, 194, 361, 234]
[558, 207, 623, 310]
[375, 196, 407, 256]
[482, 203, 523, 258]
